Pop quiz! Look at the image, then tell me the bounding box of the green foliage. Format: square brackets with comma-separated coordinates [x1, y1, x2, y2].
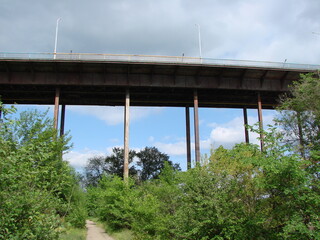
[89, 138, 319, 239]
[87, 175, 151, 232]
[110, 228, 134, 240]
[137, 146, 180, 181]
[64, 179, 88, 229]
[277, 72, 320, 158]
[59, 227, 86, 240]
[0, 104, 86, 239]
[84, 148, 137, 186]
[172, 144, 266, 240]
[86, 164, 180, 240]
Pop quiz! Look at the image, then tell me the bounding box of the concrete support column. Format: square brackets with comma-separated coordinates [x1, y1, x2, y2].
[297, 112, 306, 159]
[123, 89, 130, 181]
[60, 104, 66, 137]
[185, 106, 191, 169]
[257, 93, 264, 151]
[54, 87, 60, 130]
[243, 107, 249, 143]
[194, 90, 200, 164]
[0, 105, 2, 126]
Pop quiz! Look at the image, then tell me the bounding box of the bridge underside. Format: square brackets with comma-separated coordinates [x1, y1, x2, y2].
[0, 59, 306, 109]
[0, 85, 282, 109]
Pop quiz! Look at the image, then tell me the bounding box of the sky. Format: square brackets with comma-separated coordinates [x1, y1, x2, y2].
[1, 0, 320, 171]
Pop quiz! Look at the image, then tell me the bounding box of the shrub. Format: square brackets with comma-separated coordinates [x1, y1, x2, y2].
[0, 104, 86, 239]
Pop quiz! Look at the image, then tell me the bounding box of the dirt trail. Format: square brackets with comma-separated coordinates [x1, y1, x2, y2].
[86, 220, 115, 240]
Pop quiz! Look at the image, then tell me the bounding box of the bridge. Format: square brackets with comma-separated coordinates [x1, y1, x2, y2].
[1, 53, 319, 172]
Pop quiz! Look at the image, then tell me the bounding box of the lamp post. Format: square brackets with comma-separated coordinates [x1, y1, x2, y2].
[195, 24, 202, 59]
[54, 18, 62, 59]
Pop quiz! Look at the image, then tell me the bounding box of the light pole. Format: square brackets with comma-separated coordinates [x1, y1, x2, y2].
[54, 18, 62, 59]
[195, 24, 202, 59]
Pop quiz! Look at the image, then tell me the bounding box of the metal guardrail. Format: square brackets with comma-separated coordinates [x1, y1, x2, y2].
[0, 52, 319, 71]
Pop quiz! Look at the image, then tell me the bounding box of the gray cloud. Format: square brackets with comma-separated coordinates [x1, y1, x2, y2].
[1, 0, 319, 63]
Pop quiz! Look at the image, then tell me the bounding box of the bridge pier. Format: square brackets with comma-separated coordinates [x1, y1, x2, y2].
[123, 89, 130, 181]
[243, 107, 249, 143]
[257, 93, 264, 151]
[185, 106, 191, 169]
[194, 90, 200, 164]
[54, 87, 60, 130]
[60, 104, 66, 136]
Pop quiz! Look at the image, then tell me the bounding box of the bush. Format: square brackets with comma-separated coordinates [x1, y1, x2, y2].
[88, 141, 319, 239]
[87, 164, 181, 240]
[0, 104, 86, 239]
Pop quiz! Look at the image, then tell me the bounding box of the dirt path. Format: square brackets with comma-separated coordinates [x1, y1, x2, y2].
[86, 220, 115, 240]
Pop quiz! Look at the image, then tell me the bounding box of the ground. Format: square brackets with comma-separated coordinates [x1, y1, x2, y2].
[86, 220, 114, 240]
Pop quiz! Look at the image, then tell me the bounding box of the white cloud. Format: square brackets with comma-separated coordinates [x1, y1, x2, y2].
[2, 0, 320, 64]
[200, 139, 212, 150]
[68, 106, 163, 125]
[64, 148, 106, 169]
[154, 141, 188, 156]
[208, 114, 276, 149]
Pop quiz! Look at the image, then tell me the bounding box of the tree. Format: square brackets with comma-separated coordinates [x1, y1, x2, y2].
[84, 147, 137, 186]
[105, 147, 137, 178]
[136, 146, 180, 181]
[277, 73, 320, 159]
[84, 146, 180, 184]
[84, 156, 106, 187]
[276, 72, 320, 189]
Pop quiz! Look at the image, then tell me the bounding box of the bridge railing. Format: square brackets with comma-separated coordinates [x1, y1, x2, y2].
[0, 52, 319, 71]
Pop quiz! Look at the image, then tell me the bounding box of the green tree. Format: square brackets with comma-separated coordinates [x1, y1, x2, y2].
[85, 156, 108, 187]
[277, 72, 320, 159]
[84, 147, 137, 186]
[105, 147, 137, 178]
[136, 147, 180, 181]
[0, 104, 86, 239]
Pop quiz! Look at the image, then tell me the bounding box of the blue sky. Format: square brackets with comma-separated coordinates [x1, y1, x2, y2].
[1, 0, 320, 171]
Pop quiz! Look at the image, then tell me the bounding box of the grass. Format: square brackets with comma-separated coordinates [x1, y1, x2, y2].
[59, 227, 86, 240]
[110, 228, 134, 240]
